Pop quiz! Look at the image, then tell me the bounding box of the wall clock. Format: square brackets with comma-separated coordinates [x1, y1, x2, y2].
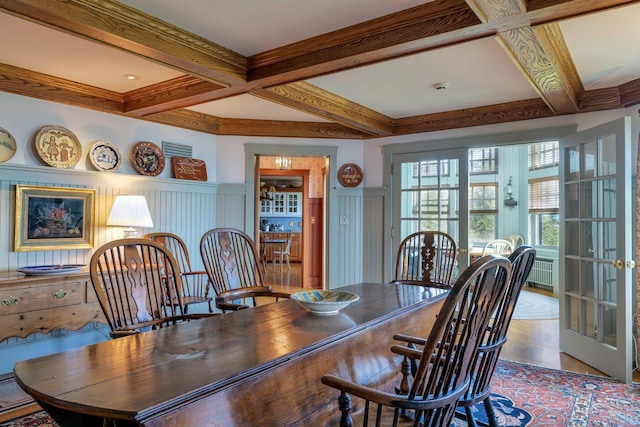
[337, 163, 364, 188]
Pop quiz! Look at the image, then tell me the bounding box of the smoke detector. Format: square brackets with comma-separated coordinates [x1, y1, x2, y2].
[433, 82, 450, 90]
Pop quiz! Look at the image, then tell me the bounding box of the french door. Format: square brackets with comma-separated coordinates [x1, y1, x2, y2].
[391, 149, 469, 276]
[559, 117, 634, 383]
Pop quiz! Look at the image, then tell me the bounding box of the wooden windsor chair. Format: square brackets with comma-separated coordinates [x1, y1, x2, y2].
[200, 228, 290, 312]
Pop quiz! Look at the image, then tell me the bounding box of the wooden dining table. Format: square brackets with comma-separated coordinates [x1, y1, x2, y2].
[14, 282, 447, 427]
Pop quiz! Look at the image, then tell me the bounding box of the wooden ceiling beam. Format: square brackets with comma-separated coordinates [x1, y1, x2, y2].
[248, 0, 637, 87]
[0, 0, 246, 86]
[248, 0, 481, 85]
[0, 0, 637, 138]
[124, 76, 226, 117]
[618, 77, 640, 107]
[0, 63, 124, 113]
[393, 99, 555, 134]
[218, 119, 368, 139]
[143, 109, 221, 134]
[469, 0, 582, 114]
[252, 82, 394, 136]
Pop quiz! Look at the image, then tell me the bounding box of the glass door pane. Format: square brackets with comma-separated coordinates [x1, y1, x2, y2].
[394, 149, 468, 277]
[560, 117, 633, 383]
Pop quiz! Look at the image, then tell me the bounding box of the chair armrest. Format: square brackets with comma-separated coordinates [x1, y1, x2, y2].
[390, 344, 423, 360]
[181, 271, 207, 277]
[111, 330, 140, 338]
[393, 333, 427, 346]
[182, 313, 220, 320]
[216, 301, 250, 311]
[321, 374, 412, 408]
[216, 286, 290, 301]
[321, 374, 462, 411]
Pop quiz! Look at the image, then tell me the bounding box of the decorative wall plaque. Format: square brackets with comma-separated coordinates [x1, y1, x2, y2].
[337, 163, 364, 187]
[171, 157, 207, 181]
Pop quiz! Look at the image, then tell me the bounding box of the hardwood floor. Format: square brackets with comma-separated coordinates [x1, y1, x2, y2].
[263, 260, 303, 288]
[265, 265, 639, 383]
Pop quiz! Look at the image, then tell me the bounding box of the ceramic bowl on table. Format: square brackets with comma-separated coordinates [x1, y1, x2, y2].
[291, 290, 359, 315]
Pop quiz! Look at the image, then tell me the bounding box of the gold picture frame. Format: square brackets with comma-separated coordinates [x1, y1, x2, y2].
[14, 185, 95, 252]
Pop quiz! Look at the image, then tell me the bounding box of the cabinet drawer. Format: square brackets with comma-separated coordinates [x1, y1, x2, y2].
[0, 280, 85, 315]
[0, 302, 105, 341]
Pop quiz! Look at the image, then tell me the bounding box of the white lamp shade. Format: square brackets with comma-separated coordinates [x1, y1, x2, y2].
[107, 195, 153, 228]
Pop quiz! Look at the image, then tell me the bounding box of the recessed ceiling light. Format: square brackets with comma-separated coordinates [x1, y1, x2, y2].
[124, 74, 140, 80]
[433, 82, 450, 90]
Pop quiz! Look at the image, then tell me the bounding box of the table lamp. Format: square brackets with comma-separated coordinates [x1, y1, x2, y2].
[107, 195, 153, 238]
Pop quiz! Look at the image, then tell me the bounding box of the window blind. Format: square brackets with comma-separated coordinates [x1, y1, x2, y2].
[528, 142, 559, 170]
[528, 177, 559, 213]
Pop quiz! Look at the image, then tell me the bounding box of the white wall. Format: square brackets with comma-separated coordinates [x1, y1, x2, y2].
[0, 92, 218, 179]
[215, 135, 364, 183]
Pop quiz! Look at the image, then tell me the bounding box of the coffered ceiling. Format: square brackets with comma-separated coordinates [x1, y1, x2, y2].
[0, 0, 638, 140]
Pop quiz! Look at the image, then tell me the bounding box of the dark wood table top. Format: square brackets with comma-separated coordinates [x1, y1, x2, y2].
[14, 282, 447, 424]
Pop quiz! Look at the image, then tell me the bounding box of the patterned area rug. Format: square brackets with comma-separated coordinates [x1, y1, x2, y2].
[460, 360, 640, 426]
[512, 290, 559, 320]
[0, 378, 33, 419]
[1, 360, 638, 426]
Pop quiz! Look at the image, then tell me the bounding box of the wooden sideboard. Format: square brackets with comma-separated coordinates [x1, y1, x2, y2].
[0, 271, 106, 342]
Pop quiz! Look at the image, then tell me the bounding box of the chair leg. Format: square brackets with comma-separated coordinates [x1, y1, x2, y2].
[483, 396, 499, 427]
[464, 405, 479, 427]
[337, 391, 352, 427]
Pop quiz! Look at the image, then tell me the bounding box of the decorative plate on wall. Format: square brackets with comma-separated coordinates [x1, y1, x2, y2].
[0, 126, 17, 162]
[34, 125, 82, 168]
[131, 141, 165, 176]
[89, 140, 122, 172]
[337, 163, 364, 188]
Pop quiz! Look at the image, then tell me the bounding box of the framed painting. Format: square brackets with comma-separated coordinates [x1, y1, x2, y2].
[14, 185, 95, 252]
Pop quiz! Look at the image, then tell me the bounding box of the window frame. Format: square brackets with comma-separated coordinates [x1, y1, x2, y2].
[528, 141, 559, 170]
[469, 148, 498, 175]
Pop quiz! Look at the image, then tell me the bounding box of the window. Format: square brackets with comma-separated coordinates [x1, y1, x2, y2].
[529, 142, 559, 170]
[412, 187, 450, 216]
[469, 148, 498, 175]
[412, 159, 449, 177]
[529, 177, 559, 246]
[469, 183, 497, 243]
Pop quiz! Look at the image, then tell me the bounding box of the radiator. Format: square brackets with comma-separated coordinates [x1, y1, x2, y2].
[528, 258, 555, 289]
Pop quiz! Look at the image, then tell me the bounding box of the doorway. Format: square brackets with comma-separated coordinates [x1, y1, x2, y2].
[256, 156, 326, 289]
[244, 144, 338, 291]
[385, 120, 635, 383]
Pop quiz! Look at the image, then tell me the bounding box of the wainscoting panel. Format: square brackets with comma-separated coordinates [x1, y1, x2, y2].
[362, 187, 385, 284]
[0, 164, 219, 272]
[335, 189, 363, 287]
[215, 184, 247, 232]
